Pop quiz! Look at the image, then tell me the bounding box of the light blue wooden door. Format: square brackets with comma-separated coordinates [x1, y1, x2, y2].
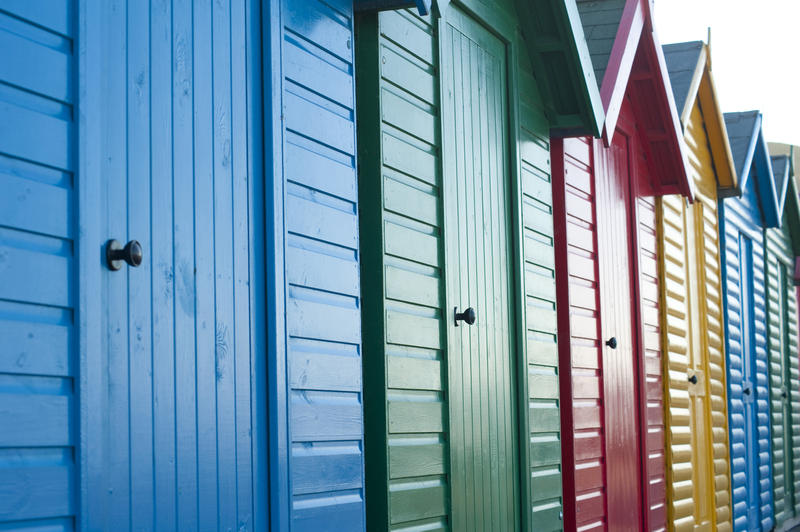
[0, 1, 79, 528]
[0, 0, 264, 529]
[83, 1, 267, 530]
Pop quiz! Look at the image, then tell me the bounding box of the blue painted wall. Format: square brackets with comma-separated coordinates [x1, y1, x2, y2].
[0, 1, 77, 528]
[1, 0, 366, 529]
[1, 0, 270, 529]
[265, 0, 365, 529]
[721, 171, 775, 532]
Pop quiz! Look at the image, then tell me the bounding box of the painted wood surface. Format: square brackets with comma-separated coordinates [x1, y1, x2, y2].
[272, 0, 366, 529]
[356, 2, 563, 530]
[659, 102, 733, 531]
[0, 1, 78, 528]
[356, 7, 451, 530]
[634, 156, 668, 531]
[554, 99, 667, 531]
[77, 1, 267, 530]
[595, 123, 643, 531]
[764, 209, 800, 528]
[720, 174, 774, 532]
[516, 20, 565, 532]
[441, 6, 519, 530]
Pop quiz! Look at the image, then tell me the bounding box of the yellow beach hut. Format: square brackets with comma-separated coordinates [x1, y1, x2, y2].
[659, 41, 738, 531]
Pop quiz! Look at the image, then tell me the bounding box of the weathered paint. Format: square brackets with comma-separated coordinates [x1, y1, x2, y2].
[2, 0, 375, 529]
[0, 0, 268, 529]
[764, 155, 800, 531]
[554, 1, 691, 529]
[720, 111, 779, 532]
[659, 41, 735, 531]
[356, 1, 600, 529]
[0, 1, 81, 527]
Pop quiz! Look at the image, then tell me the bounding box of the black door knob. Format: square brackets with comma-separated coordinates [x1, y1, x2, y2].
[106, 239, 144, 270]
[743, 386, 751, 396]
[605, 337, 617, 349]
[782, 388, 788, 399]
[688, 374, 698, 385]
[454, 307, 476, 326]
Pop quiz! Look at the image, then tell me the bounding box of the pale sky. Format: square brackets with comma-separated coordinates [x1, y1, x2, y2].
[653, 0, 800, 146]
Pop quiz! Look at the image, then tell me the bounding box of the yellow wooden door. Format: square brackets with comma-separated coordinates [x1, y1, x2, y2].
[661, 102, 733, 531]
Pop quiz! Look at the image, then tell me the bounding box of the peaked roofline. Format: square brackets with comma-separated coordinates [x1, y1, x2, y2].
[771, 154, 792, 227]
[599, 0, 644, 141]
[586, 0, 692, 199]
[664, 41, 738, 194]
[517, 0, 606, 137]
[782, 155, 800, 254]
[769, 147, 800, 253]
[729, 112, 781, 227]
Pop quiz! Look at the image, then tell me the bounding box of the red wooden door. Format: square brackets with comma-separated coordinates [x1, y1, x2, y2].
[554, 100, 665, 531]
[594, 130, 644, 530]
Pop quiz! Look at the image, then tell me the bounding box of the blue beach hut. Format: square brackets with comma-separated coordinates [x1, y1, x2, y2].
[0, 0, 424, 530]
[720, 111, 781, 532]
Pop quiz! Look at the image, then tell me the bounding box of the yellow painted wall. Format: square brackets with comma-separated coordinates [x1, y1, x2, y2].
[659, 101, 733, 532]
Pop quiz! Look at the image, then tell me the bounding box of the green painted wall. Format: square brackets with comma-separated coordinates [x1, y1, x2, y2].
[516, 25, 563, 532]
[764, 222, 800, 527]
[356, 3, 561, 529]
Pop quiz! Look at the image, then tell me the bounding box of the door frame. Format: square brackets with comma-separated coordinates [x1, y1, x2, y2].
[597, 103, 650, 530]
[436, 1, 531, 529]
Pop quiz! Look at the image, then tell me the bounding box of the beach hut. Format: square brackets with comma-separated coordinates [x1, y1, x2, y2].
[0, 0, 418, 529]
[354, 0, 603, 529]
[762, 149, 800, 531]
[658, 41, 737, 530]
[720, 111, 781, 531]
[550, 0, 693, 529]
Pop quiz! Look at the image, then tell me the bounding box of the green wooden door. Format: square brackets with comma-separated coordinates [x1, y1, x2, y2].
[442, 7, 520, 531]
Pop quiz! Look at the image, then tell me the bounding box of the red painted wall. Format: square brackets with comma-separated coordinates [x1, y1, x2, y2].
[554, 99, 666, 531]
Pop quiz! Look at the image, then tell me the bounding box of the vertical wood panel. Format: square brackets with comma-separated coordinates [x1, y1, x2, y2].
[442, 8, 519, 531]
[595, 128, 643, 531]
[83, 1, 265, 530]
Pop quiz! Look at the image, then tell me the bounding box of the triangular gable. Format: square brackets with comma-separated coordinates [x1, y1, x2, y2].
[358, 1, 606, 136]
[577, 0, 692, 199]
[516, 0, 605, 137]
[724, 111, 781, 227]
[770, 142, 800, 190]
[769, 147, 800, 259]
[772, 155, 791, 215]
[663, 41, 738, 194]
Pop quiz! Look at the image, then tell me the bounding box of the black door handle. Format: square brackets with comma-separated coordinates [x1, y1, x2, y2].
[688, 375, 698, 385]
[743, 386, 751, 396]
[454, 307, 476, 327]
[107, 239, 143, 270]
[605, 337, 617, 349]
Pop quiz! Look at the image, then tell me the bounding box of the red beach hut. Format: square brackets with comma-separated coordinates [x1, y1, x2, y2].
[552, 0, 693, 529]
